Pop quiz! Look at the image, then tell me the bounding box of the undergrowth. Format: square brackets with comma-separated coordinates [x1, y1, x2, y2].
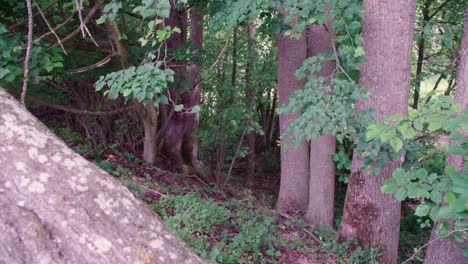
[48, 123, 438, 264]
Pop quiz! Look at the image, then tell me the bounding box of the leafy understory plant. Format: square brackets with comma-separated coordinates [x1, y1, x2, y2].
[362, 96, 467, 239]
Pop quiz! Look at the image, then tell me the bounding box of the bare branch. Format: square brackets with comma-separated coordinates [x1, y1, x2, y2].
[66, 53, 116, 74]
[402, 228, 468, 264]
[34, 0, 68, 55]
[21, 0, 34, 105]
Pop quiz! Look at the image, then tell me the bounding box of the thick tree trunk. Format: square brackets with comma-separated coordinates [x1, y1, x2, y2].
[303, 23, 337, 227]
[245, 24, 256, 187]
[424, 9, 468, 264]
[276, 19, 310, 211]
[339, 1, 417, 263]
[0, 88, 205, 264]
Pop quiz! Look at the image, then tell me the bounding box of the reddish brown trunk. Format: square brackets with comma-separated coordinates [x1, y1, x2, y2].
[276, 17, 310, 211]
[245, 23, 256, 186]
[163, 3, 189, 171]
[304, 23, 336, 227]
[424, 9, 468, 264]
[339, 1, 417, 263]
[183, 5, 203, 169]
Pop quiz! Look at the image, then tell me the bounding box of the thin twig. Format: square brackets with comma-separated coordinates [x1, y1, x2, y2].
[6, 87, 135, 116]
[331, 39, 354, 83]
[34, 0, 68, 55]
[209, 36, 230, 70]
[221, 129, 247, 190]
[34, 12, 75, 43]
[46, 5, 99, 51]
[271, 210, 322, 245]
[178, 204, 195, 225]
[66, 53, 116, 74]
[401, 228, 468, 264]
[21, 0, 34, 105]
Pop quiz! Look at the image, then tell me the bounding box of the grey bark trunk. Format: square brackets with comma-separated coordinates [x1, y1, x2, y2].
[339, 1, 417, 263]
[303, 23, 337, 227]
[424, 9, 468, 264]
[276, 19, 310, 211]
[0, 88, 206, 264]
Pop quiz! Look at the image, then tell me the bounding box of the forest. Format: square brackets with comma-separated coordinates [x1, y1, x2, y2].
[0, 0, 467, 263]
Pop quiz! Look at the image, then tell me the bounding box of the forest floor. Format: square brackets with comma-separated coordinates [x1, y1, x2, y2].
[35, 107, 430, 264]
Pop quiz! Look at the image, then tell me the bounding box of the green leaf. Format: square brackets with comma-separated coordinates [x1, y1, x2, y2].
[190, 105, 201, 113]
[381, 179, 398, 194]
[415, 204, 430, 217]
[430, 190, 442, 203]
[444, 192, 456, 203]
[392, 168, 406, 179]
[159, 95, 168, 104]
[174, 104, 184, 111]
[96, 15, 107, 24]
[452, 103, 462, 113]
[428, 120, 442, 132]
[448, 145, 464, 155]
[389, 137, 403, 152]
[395, 188, 407, 201]
[438, 206, 455, 219]
[123, 88, 132, 97]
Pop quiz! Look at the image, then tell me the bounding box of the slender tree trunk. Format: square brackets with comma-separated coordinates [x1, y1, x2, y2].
[245, 23, 256, 187]
[413, 1, 431, 110]
[96, 0, 161, 165]
[135, 103, 159, 164]
[424, 9, 468, 264]
[276, 17, 309, 211]
[163, 3, 189, 171]
[184, 5, 203, 169]
[304, 23, 336, 227]
[339, 1, 417, 263]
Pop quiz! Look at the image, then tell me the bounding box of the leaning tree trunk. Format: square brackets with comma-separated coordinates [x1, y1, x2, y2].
[339, 1, 417, 263]
[276, 16, 310, 211]
[424, 9, 468, 264]
[304, 22, 337, 227]
[0, 88, 206, 264]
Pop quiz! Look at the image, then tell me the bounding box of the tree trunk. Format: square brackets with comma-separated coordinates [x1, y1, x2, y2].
[276, 17, 310, 211]
[339, 1, 417, 263]
[424, 9, 468, 264]
[97, 0, 160, 165]
[184, 5, 203, 169]
[245, 23, 256, 187]
[413, 1, 431, 110]
[135, 103, 159, 164]
[163, 3, 189, 171]
[0, 88, 206, 264]
[304, 23, 336, 227]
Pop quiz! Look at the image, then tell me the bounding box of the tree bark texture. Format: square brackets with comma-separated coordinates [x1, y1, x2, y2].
[0, 88, 206, 264]
[339, 1, 417, 263]
[276, 21, 310, 211]
[304, 23, 336, 227]
[424, 9, 468, 264]
[245, 23, 256, 187]
[184, 5, 203, 169]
